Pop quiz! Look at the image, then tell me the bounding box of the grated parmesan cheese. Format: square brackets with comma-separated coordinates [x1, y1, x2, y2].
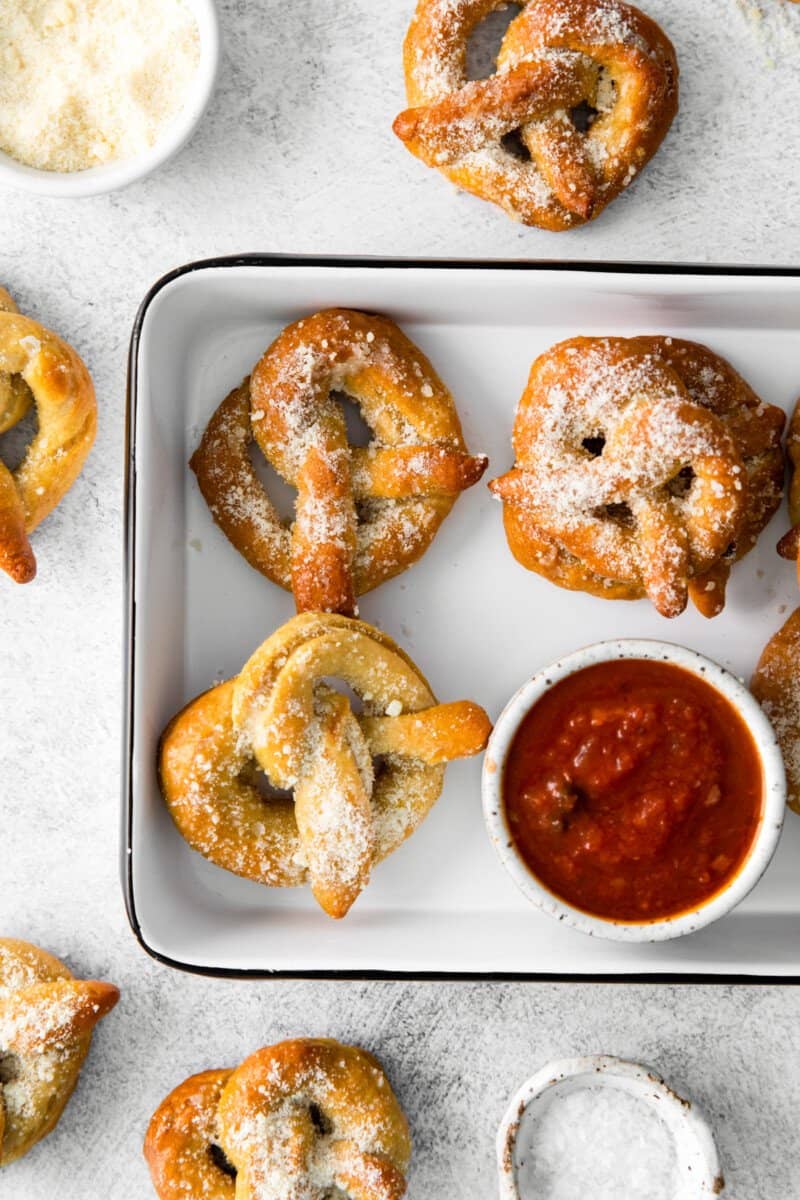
[0, 0, 200, 172]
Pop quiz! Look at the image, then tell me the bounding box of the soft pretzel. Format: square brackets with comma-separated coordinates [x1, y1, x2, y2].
[393, 0, 679, 231]
[145, 1039, 411, 1200]
[777, 397, 800, 574]
[160, 612, 491, 918]
[0, 938, 119, 1166]
[752, 609, 800, 815]
[0, 291, 96, 584]
[191, 309, 487, 616]
[489, 336, 785, 618]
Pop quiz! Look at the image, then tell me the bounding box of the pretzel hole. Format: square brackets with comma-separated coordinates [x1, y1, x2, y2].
[239, 760, 293, 803]
[596, 502, 634, 528]
[309, 1102, 333, 1136]
[570, 100, 600, 134]
[0, 401, 36, 470]
[335, 391, 374, 449]
[208, 1142, 237, 1180]
[0, 1052, 19, 1084]
[318, 677, 365, 715]
[581, 434, 606, 458]
[667, 465, 695, 499]
[373, 755, 390, 784]
[501, 129, 531, 163]
[466, 3, 521, 79]
[356, 498, 377, 524]
[247, 439, 297, 522]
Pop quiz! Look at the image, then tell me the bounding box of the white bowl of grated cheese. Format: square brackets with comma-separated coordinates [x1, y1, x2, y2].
[0, 0, 220, 197]
[497, 1056, 725, 1200]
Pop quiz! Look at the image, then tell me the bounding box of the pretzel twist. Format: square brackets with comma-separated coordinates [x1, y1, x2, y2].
[145, 1040, 411, 1200]
[160, 613, 491, 918]
[393, 0, 678, 231]
[0, 291, 96, 584]
[489, 336, 785, 618]
[191, 309, 486, 616]
[0, 939, 119, 1166]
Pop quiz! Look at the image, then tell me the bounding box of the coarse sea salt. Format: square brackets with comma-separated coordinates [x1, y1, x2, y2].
[514, 1085, 679, 1200]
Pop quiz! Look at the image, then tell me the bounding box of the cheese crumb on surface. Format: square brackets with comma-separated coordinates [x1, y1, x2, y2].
[0, 0, 200, 172]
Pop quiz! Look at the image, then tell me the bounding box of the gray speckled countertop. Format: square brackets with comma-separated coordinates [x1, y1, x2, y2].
[3, 1, 800, 1196]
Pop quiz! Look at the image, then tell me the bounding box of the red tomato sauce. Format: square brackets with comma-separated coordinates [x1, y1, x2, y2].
[503, 659, 763, 922]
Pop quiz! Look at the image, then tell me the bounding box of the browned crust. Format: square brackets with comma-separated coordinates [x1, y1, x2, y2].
[489, 335, 784, 618]
[191, 310, 485, 614]
[158, 614, 492, 918]
[394, 0, 679, 231]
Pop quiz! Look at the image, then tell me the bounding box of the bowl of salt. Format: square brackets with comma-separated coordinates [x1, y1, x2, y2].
[497, 1056, 724, 1200]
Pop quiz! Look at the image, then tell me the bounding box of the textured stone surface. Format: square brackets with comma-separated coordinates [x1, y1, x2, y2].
[1, 0, 800, 1195]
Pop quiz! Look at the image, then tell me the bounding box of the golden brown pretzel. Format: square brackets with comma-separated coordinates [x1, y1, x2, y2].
[489, 336, 785, 618]
[0, 290, 96, 583]
[191, 309, 487, 616]
[393, 0, 678, 231]
[752, 608, 800, 815]
[160, 612, 492, 918]
[0, 938, 119, 1166]
[145, 1040, 411, 1200]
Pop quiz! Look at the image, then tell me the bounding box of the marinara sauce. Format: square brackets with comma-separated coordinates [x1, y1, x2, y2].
[503, 659, 763, 922]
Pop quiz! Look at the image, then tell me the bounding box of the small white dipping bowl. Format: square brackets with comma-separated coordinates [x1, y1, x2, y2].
[482, 639, 786, 942]
[497, 1055, 725, 1199]
[0, 0, 220, 197]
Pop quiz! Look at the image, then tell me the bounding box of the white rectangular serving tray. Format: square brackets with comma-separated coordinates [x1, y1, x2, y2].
[124, 257, 800, 979]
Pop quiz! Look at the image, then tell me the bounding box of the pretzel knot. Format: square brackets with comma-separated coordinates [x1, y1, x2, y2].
[191, 309, 487, 616]
[0, 939, 119, 1166]
[0, 289, 96, 584]
[393, 0, 679, 231]
[160, 613, 491, 918]
[145, 1040, 412, 1200]
[489, 336, 785, 618]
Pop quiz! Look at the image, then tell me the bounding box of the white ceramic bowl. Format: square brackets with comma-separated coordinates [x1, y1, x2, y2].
[482, 639, 786, 943]
[497, 1055, 725, 1199]
[0, 0, 220, 197]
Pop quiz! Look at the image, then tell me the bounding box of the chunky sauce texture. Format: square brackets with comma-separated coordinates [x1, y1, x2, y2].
[504, 659, 763, 922]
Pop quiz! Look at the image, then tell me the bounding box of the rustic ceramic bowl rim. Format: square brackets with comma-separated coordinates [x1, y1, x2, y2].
[482, 638, 786, 943]
[0, 0, 220, 197]
[496, 1054, 724, 1198]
